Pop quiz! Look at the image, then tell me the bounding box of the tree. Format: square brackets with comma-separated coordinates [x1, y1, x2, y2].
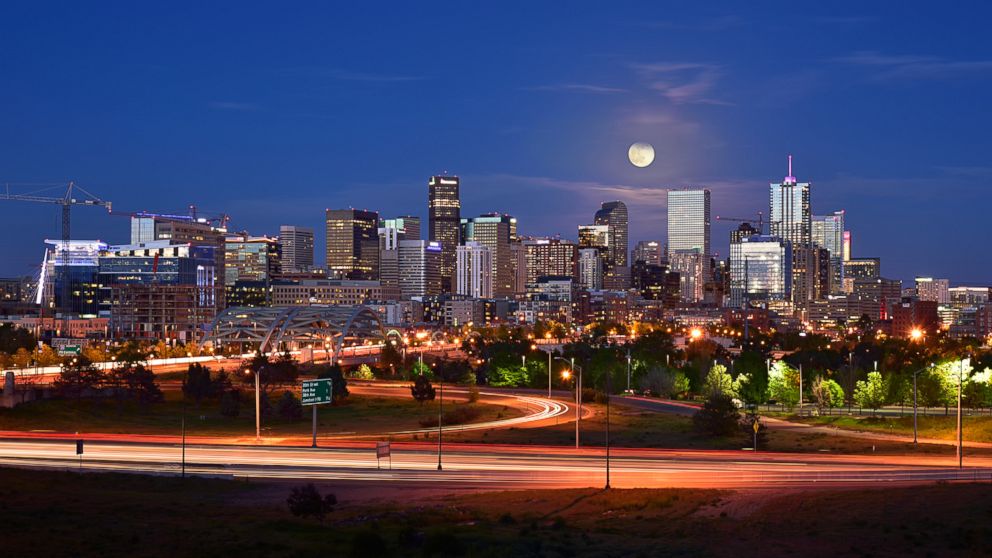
[53, 356, 102, 399]
[767, 361, 800, 409]
[0, 323, 35, 354]
[410, 374, 436, 404]
[277, 391, 304, 421]
[702, 364, 734, 398]
[964, 368, 992, 409]
[242, 352, 299, 395]
[183, 363, 223, 407]
[380, 341, 403, 375]
[315, 364, 349, 403]
[488, 364, 529, 387]
[286, 483, 336, 523]
[353, 364, 374, 380]
[811, 377, 844, 413]
[407, 360, 433, 380]
[124, 365, 165, 405]
[692, 393, 741, 436]
[854, 371, 886, 415]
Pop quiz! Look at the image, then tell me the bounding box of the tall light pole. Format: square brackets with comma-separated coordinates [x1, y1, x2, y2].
[957, 357, 968, 469]
[912, 364, 933, 445]
[556, 356, 582, 448]
[244, 366, 261, 443]
[626, 348, 632, 393]
[437, 364, 443, 471]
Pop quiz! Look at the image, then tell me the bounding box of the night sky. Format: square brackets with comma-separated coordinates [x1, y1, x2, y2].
[2, 2, 990, 285]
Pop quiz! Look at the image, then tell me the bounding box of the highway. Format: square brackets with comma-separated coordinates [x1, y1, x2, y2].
[2, 437, 989, 488]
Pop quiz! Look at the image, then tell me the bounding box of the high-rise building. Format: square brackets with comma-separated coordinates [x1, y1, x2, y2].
[40, 239, 106, 317]
[224, 235, 280, 286]
[461, 213, 514, 298]
[522, 237, 577, 285]
[667, 189, 710, 255]
[455, 241, 493, 299]
[769, 156, 813, 306]
[594, 201, 629, 268]
[325, 209, 379, 280]
[812, 210, 845, 294]
[667, 189, 711, 303]
[730, 223, 758, 245]
[278, 225, 315, 273]
[577, 248, 603, 290]
[916, 277, 950, 304]
[380, 216, 421, 242]
[729, 235, 793, 309]
[428, 175, 461, 292]
[632, 240, 662, 266]
[578, 224, 610, 251]
[398, 240, 442, 299]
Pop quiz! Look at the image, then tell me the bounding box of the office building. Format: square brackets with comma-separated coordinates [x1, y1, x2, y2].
[461, 213, 514, 297]
[769, 156, 812, 306]
[380, 216, 421, 243]
[325, 209, 379, 280]
[40, 240, 106, 317]
[812, 210, 845, 294]
[728, 235, 792, 308]
[916, 277, 950, 304]
[270, 279, 382, 306]
[522, 237, 577, 285]
[455, 242, 493, 299]
[667, 189, 710, 255]
[278, 225, 315, 273]
[224, 235, 280, 285]
[669, 250, 706, 303]
[594, 201, 629, 268]
[428, 175, 461, 291]
[398, 240, 442, 299]
[632, 240, 663, 266]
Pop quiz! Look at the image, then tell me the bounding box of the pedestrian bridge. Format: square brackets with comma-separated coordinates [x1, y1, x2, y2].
[200, 305, 387, 358]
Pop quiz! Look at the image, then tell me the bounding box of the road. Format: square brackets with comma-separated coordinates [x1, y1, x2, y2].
[2, 437, 989, 489]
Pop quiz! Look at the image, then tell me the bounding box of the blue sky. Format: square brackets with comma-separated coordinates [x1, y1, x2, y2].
[1, 2, 990, 284]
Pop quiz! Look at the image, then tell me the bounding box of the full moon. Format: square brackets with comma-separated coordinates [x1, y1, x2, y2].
[628, 142, 655, 168]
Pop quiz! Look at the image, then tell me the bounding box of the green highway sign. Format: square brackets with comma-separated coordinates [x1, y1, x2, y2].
[59, 345, 81, 356]
[301, 378, 333, 405]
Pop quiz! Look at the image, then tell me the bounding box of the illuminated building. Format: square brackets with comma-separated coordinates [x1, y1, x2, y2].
[325, 208, 379, 280]
[461, 213, 514, 297]
[728, 235, 792, 308]
[522, 237, 577, 285]
[278, 225, 315, 273]
[428, 175, 461, 292]
[224, 235, 280, 286]
[40, 239, 106, 317]
[632, 240, 663, 266]
[594, 201, 629, 288]
[915, 277, 950, 304]
[455, 241, 493, 299]
[270, 279, 382, 306]
[812, 210, 845, 294]
[398, 240, 442, 299]
[577, 248, 603, 290]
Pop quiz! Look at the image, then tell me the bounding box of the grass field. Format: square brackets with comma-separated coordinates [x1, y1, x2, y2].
[2, 467, 992, 557]
[0, 389, 519, 439]
[787, 414, 992, 443]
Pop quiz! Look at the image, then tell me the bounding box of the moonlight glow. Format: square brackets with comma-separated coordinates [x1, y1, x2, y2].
[628, 142, 655, 168]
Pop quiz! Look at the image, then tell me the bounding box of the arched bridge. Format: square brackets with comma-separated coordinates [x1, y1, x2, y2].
[200, 305, 386, 359]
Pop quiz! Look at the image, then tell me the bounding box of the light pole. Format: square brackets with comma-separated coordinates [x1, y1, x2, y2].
[556, 357, 581, 448]
[911, 364, 933, 445]
[244, 366, 261, 443]
[957, 357, 968, 469]
[437, 364, 443, 471]
[626, 348, 632, 393]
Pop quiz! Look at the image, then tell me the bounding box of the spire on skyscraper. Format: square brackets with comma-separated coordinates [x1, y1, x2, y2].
[784, 154, 796, 185]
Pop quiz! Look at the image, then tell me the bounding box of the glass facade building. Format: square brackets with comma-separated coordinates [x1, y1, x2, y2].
[667, 189, 710, 255]
[325, 208, 380, 280]
[729, 235, 792, 308]
[428, 175, 461, 291]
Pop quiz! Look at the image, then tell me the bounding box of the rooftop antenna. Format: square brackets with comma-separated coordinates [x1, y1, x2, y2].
[784, 154, 796, 185]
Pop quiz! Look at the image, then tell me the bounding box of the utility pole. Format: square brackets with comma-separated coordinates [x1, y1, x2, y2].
[958, 358, 965, 469]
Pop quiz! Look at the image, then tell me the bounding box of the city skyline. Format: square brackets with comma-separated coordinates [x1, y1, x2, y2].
[2, 3, 991, 285]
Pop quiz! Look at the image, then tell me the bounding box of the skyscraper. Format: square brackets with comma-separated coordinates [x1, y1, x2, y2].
[428, 175, 461, 292]
[456, 241, 494, 299]
[325, 209, 379, 279]
[522, 237, 577, 285]
[594, 201, 629, 289]
[380, 216, 421, 242]
[398, 240, 442, 299]
[812, 210, 845, 294]
[278, 225, 315, 273]
[667, 189, 710, 303]
[461, 213, 514, 298]
[224, 235, 280, 285]
[577, 248, 603, 290]
[666, 189, 710, 255]
[769, 156, 813, 306]
[916, 277, 950, 304]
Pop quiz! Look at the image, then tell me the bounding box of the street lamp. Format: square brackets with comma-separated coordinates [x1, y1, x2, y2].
[244, 366, 261, 442]
[556, 357, 581, 448]
[911, 363, 934, 445]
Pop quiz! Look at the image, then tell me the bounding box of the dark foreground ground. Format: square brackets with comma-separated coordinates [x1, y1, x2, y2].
[1, 467, 990, 557]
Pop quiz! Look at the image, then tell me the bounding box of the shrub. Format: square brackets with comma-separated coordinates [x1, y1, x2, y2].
[286, 483, 336, 523]
[411, 374, 436, 404]
[692, 393, 741, 436]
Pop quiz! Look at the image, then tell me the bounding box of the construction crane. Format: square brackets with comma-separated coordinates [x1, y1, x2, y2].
[1, 182, 112, 318]
[716, 211, 764, 234]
